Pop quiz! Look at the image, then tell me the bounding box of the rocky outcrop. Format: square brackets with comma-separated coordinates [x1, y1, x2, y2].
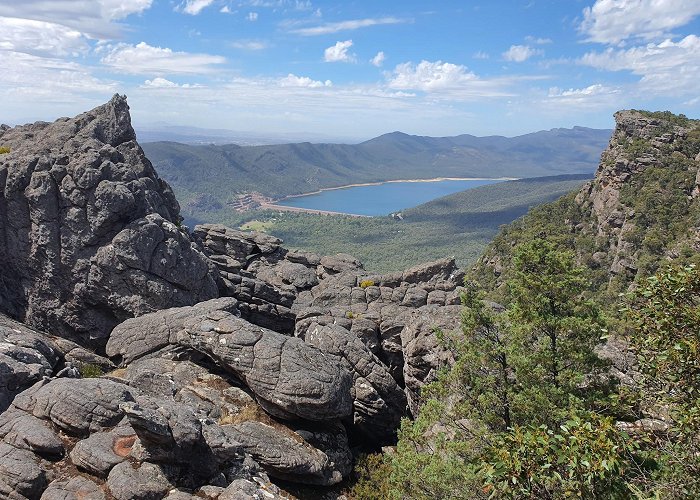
[0, 95, 218, 350]
[401, 305, 462, 415]
[0, 96, 478, 498]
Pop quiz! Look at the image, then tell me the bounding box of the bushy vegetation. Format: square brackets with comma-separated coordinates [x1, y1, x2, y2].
[350, 111, 700, 499]
[0, 146, 10, 154]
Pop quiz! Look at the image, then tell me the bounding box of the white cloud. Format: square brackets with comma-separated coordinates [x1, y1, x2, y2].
[525, 36, 552, 45]
[388, 60, 478, 91]
[545, 84, 623, 109]
[580, 0, 700, 45]
[179, 0, 214, 15]
[142, 77, 202, 88]
[502, 44, 542, 62]
[0, 17, 88, 57]
[291, 17, 406, 36]
[370, 51, 385, 67]
[279, 74, 332, 88]
[101, 41, 226, 75]
[580, 35, 700, 95]
[230, 39, 269, 50]
[247, 12, 258, 21]
[324, 40, 354, 63]
[0, 50, 117, 111]
[0, 0, 152, 39]
[385, 60, 531, 100]
[220, 6, 232, 14]
[473, 51, 489, 60]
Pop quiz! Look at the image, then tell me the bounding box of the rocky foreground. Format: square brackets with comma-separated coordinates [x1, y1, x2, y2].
[0, 95, 466, 499]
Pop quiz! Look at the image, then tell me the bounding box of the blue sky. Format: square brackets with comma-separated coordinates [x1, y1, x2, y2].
[1, 0, 700, 140]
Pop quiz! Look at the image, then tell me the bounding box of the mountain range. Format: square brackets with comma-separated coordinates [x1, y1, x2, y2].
[141, 126, 611, 205]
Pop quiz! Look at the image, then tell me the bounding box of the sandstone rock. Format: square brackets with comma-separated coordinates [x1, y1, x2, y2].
[106, 461, 172, 500]
[303, 323, 406, 441]
[0, 442, 47, 499]
[41, 476, 106, 500]
[218, 478, 286, 500]
[69, 422, 135, 477]
[0, 95, 219, 350]
[401, 305, 462, 415]
[28, 378, 134, 436]
[0, 408, 64, 458]
[106, 298, 240, 365]
[225, 420, 350, 486]
[0, 314, 62, 412]
[174, 312, 353, 421]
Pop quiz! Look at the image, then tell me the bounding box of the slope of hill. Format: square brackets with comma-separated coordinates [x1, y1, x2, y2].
[355, 110, 700, 499]
[204, 174, 591, 272]
[141, 127, 610, 207]
[471, 110, 700, 299]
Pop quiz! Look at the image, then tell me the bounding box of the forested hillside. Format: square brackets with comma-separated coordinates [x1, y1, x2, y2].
[352, 111, 700, 499]
[142, 127, 609, 207]
[197, 174, 591, 272]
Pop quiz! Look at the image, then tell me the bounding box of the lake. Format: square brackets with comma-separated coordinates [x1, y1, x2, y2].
[272, 178, 506, 216]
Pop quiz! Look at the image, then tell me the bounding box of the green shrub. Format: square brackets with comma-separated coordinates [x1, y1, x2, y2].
[481, 412, 635, 499]
[79, 363, 104, 378]
[0, 146, 10, 154]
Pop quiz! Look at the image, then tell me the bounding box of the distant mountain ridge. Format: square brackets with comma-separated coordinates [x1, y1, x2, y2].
[141, 126, 611, 205]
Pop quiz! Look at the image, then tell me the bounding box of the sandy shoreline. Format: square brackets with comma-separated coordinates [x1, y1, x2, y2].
[274, 176, 518, 202]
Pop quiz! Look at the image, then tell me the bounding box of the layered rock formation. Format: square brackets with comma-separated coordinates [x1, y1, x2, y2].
[0, 96, 468, 498]
[0, 95, 218, 350]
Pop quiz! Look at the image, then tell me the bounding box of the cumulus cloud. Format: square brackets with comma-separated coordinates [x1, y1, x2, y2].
[179, 0, 214, 15]
[142, 77, 203, 88]
[324, 40, 354, 62]
[0, 0, 153, 38]
[502, 44, 542, 62]
[370, 51, 385, 67]
[279, 74, 332, 88]
[388, 60, 478, 91]
[100, 41, 226, 75]
[580, 35, 700, 95]
[247, 12, 258, 21]
[580, 0, 700, 45]
[291, 17, 406, 36]
[0, 17, 88, 57]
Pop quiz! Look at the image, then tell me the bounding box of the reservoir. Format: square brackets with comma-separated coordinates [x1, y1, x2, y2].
[272, 178, 506, 216]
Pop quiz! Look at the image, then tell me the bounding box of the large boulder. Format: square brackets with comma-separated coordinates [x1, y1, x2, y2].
[0, 95, 218, 350]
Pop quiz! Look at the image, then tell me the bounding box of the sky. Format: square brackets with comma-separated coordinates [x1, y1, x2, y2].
[1, 0, 700, 140]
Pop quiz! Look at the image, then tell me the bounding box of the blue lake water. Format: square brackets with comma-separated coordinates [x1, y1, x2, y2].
[273, 178, 505, 216]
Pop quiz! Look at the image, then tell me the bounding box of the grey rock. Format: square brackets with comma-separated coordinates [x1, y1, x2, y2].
[303, 323, 406, 441]
[28, 378, 133, 436]
[0, 95, 219, 350]
[69, 423, 135, 477]
[319, 254, 363, 275]
[0, 442, 47, 499]
[401, 305, 462, 415]
[172, 311, 353, 421]
[225, 420, 351, 486]
[106, 461, 172, 500]
[106, 298, 240, 366]
[219, 478, 285, 500]
[0, 408, 64, 458]
[41, 476, 105, 500]
[0, 314, 62, 412]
